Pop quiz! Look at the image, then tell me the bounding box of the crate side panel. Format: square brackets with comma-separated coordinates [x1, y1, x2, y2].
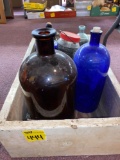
[75, 68, 120, 118]
[1, 120, 120, 157]
[0, 74, 19, 121]
[7, 85, 27, 121]
[0, 38, 35, 121]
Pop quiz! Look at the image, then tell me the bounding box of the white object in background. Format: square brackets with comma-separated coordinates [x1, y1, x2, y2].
[92, 27, 102, 33]
[62, 0, 66, 7]
[24, 0, 29, 2]
[46, 5, 65, 12]
[75, 0, 93, 10]
[76, 10, 90, 16]
[26, 12, 45, 19]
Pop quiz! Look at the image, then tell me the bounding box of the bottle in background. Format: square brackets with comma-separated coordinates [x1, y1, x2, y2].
[57, 31, 80, 58]
[77, 25, 89, 46]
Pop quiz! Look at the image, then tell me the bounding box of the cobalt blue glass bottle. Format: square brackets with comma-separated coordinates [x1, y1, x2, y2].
[73, 27, 110, 113]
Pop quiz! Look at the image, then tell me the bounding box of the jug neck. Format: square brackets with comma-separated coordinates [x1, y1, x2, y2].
[36, 37, 55, 56]
[89, 31, 102, 46]
[79, 25, 86, 34]
[79, 30, 84, 34]
[32, 28, 56, 56]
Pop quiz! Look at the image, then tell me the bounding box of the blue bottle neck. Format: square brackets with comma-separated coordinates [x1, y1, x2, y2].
[89, 31, 102, 46]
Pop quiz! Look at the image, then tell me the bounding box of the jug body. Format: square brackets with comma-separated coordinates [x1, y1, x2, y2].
[19, 28, 77, 119]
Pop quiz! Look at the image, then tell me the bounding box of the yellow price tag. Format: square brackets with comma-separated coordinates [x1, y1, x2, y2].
[50, 13, 55, 17]
[39, 12, 45, 18]
[23, 130, 46, 142]
[112, 7, 116, 12]
[87, 5, 92, 11]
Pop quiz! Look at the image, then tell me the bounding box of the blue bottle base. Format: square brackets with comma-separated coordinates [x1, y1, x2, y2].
[74, 79, 105, 113]
[75, 103, 99, 113]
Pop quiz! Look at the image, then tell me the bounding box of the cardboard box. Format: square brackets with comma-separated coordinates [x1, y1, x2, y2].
[75, 0, 92, 17]
[1, 38, 120, 158]
[45, 0, 76, 18]
[45, 8, 76, 18]
[90, 5, 119, 16]
[26, 11, 45, 19]
[23, 0, 47, 11]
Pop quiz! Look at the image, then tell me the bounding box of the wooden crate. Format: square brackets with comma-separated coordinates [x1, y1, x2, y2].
[0, 38, 120, 158]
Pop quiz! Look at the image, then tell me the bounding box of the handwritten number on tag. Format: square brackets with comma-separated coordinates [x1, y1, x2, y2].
[23, 130, 46, 142]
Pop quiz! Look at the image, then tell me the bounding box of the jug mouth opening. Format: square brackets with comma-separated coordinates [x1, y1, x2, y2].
[32, 28, 56, 39]
[39, 31, 50, 35]
[79, 25, 86, 30]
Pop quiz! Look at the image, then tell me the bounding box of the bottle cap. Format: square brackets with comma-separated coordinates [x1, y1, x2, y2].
[60, 31, 80, 43]
[92, 27, 102, 33]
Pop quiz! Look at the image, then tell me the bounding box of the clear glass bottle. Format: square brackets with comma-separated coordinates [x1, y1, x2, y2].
[74, 27, 110, 113]
[19, 27, 77, 120]
[77, 25, 89, 46]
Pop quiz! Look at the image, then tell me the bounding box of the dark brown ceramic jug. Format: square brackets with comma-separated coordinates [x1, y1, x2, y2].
[19, 27, 77, 120]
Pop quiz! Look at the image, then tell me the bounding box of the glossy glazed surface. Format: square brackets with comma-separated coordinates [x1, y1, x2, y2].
[19, 29, 77, 119]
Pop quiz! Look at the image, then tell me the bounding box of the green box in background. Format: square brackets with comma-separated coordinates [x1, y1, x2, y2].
[90, 6, 119, 16]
